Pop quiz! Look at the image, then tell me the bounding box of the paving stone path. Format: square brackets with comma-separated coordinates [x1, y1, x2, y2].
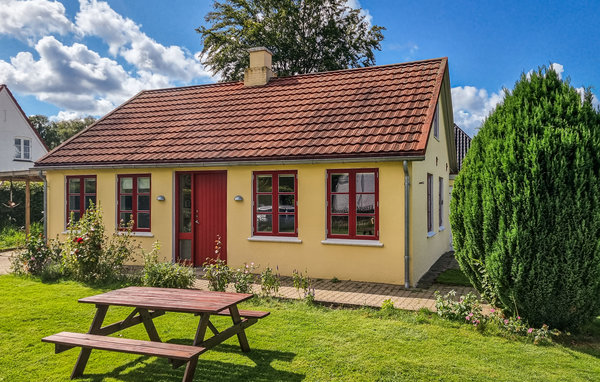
[1, 249, 477, 311]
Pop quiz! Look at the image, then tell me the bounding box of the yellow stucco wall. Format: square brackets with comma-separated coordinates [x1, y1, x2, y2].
[46, 162, 408, 284]
[409, 94, 452, 286]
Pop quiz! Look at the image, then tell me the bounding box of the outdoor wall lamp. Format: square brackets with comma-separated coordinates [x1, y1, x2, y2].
[234, 195, 244, 201]
[156, 195, 166, 201]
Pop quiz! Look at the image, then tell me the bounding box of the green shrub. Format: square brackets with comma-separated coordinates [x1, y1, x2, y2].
[450, 66, 600, 331]
[260, 266, 280, 297]
[0, 226, 26, 250]
[0, 181, 44, 230]
[11, 234, 61, 276]
[292, 269, 315, 303]
[63, 204, 139, 283]
[232, 262, 257, 294]
[203, 258, 231, 292]
[142, 242, 195, 289]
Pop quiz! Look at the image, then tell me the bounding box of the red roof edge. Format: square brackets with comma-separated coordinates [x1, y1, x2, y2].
[415, 57, 448, 152]
[1, 85, 50, 152]
[34, 90, 147, 166]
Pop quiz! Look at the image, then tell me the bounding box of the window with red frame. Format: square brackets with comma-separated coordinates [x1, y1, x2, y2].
[253, 171, 297, 236]
[117, 175, 151, 231]
[66, 176, 96, 224]
[327, 169, 378, 239]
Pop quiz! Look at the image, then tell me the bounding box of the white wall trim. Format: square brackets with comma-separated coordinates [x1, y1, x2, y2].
[247, 236, 302, 243]
[321, 238, 383, 247]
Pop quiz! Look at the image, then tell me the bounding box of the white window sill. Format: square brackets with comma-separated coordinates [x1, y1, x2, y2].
[321, 239, 384, 247]
[247, 236, 302, 243]
[119, 231, 154, 237]
[427, 231, 437, 238]
[439, 226, 446, 232]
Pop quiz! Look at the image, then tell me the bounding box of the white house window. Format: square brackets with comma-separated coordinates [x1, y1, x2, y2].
[432, 103, 440, 139]
[427, 173, 434, 233]
[14, 138, 31, 160]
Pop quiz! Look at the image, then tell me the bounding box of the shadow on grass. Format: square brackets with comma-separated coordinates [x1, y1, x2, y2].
[80, 342, 302, 382]
[559, 317, 600, 359]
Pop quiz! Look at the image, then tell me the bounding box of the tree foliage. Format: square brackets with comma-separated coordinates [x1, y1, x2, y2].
[450, 67, 600, 331]
[29, 115, 96, 149]
[197, 0, 385, 81]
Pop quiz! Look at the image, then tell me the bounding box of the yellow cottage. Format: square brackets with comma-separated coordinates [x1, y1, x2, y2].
[35, 48, 457, 287]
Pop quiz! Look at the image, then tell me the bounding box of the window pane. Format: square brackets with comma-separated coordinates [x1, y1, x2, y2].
[120, 195, 132, 211]
[331, 194, 349, 213]
[257, 175, 272, 192]
[84, 178, 96, 193]
[257, 195, 272, 212]
[69, 178, 80, 194]
[179, 174, 192, 233]
[137, 213, 150, 229]
[279, 214, 295, 233]
[23, 140, 30, 159]
[120, 177, 133, 193]
[138, 195, 150, 211]
[356, 173, 375, 192]
[331, 173, 349, 192]
[84, 196, 96, 211]
[138, 177, 150, 193]
[70, 211, 81, 223]
[357, 216, 375, 236]
[279, 174, 295, 192]
[331, 216, 349, 235]
[14, 139, 21, 158]
[278, 195, 295, 212]
[179, 239, 192, 260]
[356, 194, 375, 214]
[119, 213, 132, 226]
[256, 214, 272, 232]
[69, 195, 80, 211]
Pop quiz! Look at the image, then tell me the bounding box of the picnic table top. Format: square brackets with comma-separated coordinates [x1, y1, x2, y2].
[78, 286, 253, 314]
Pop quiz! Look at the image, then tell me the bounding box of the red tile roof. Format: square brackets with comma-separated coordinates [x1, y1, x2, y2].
[36, 58, 448, 167]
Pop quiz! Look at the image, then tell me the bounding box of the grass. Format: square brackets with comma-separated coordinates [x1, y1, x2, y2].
[435, 268, 472, 286]
[1, 275, 599, 381]
[0, 226, 26, 250]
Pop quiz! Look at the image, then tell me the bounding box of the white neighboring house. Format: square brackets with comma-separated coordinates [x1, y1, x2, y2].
[0, 85, 48, 171]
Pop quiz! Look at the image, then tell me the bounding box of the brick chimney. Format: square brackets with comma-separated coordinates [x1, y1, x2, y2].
[244, 47, 274, 87]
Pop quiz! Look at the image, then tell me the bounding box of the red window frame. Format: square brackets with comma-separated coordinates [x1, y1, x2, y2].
[252, 170, 298, 237]
[66, 175, 96, 225]
[427, 173, 433, 232]
[117, 174, 151, 232]
[327, 168, 379, 240]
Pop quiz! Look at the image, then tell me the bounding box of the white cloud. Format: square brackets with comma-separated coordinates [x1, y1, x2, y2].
[76, 0, 211, 82]
[0, 36, 171, 116]
[451, 86, 504, 137]
[346, 0, 373, 26]
[0, 0, 75, 45]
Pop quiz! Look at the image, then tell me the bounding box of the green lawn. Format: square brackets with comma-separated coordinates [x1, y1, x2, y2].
[1, 275, 599, 381]
[435, 268, 472, 287]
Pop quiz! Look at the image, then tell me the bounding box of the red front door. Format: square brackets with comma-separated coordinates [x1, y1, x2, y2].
[176, 171, 227, 266]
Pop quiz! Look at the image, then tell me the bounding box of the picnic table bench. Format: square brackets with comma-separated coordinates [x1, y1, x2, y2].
[42, 287, 270, 381]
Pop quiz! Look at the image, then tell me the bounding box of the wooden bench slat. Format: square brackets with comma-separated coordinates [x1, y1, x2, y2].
[42, 332, 205, 360]
[215, 309, 270, 318]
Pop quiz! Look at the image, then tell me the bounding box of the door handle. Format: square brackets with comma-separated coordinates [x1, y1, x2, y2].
[195, 220, 200, 225]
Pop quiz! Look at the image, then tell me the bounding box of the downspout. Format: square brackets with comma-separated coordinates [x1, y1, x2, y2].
[37, 171, 47, 240]
[403, 161, 410, 289]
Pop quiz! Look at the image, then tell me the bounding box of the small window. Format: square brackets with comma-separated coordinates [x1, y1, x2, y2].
[14, 137, 31, 160]
[427, 173, 433, 233]
[118, 174, 151, 231]
[327, 169, 378, 239]
[66, 176, 97, 225]
[439, 177, 444, 228]
[253, 171, 297, 236]
[433, 103, 439, 139]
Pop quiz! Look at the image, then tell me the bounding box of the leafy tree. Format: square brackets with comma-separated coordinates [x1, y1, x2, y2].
[450, 67, 600, 331]
[197, 0, 385, 81]
[29, 115, 96, 149]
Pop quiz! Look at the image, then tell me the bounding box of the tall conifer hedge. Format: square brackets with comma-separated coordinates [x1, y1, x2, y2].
[450, 68, 600, 330]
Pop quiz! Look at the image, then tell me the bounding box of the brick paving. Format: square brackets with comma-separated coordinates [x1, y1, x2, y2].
[2, 249, 477, 312]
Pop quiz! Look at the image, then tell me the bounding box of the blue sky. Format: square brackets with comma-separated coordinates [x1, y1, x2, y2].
[0, 0, 598, 137]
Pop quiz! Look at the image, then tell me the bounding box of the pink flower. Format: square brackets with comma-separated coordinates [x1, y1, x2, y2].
[465, 316, 471, 321]
[490, 308, 495, 313]
[504, 319, 509, 325]
[527, 328, 534, 334]
[517, 316, 521, 320]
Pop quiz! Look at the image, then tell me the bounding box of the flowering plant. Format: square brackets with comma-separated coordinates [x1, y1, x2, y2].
[232, 262, 258, 294]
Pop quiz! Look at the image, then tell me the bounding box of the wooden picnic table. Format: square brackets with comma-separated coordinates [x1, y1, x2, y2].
[42, 286, 270, 381]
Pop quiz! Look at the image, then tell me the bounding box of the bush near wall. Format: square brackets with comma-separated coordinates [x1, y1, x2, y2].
[450, 67, 600, 331]
[0, 181, 44, 229]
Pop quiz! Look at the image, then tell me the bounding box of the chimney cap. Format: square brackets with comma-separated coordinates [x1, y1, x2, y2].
[248, 46, 273, 55]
